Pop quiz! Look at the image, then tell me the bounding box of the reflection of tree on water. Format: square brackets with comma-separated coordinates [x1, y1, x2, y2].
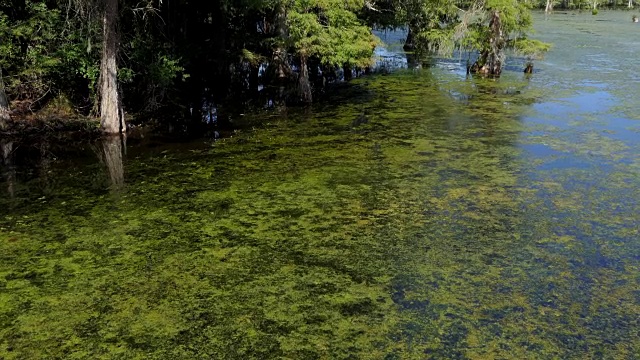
[36, 140, 53, 195]
[98, 135, 125, 190]
[0, 139, 15, 197]
[1, 139, 15, 197]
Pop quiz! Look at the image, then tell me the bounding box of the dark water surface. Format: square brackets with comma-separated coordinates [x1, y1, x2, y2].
[1, 11, 639, 359]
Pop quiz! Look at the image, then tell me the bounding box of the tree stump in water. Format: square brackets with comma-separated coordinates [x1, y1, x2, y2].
[524, 63, 534, 74]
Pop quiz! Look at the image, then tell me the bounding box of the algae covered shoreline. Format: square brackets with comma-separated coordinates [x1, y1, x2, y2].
[1, 66, 639, 358]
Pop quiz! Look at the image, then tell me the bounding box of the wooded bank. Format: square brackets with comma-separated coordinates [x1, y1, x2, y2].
[10, 0, 631, 133]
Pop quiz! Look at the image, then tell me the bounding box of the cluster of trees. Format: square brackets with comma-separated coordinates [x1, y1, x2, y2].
[543, 0, 635, 13]
[0, 0, 553, 134]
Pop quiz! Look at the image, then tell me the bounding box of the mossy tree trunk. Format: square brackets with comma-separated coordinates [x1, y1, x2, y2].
[473, 10, 505, 76]
[100, 0, 124, 134]
[0, 67, 10, 130]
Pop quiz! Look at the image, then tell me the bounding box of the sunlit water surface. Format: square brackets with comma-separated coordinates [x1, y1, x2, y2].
[1, 11, 639, 359]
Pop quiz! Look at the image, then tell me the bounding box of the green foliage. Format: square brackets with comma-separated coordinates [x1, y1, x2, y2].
[286, 0, 379, 67]
[240, 49, 265, 67]
[0, 1, 62, 101]
[152, 56, 186, 85]
[389, 0, 548, 73]
[59, 35, 101, 102]
[0, 0, 552, 115]
[513, 38, 552, 59]
[0, 0, 101, 112]
[455, 0, 536, 54]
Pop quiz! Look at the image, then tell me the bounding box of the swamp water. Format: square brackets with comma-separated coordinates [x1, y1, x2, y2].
[1, 11, 639, 359]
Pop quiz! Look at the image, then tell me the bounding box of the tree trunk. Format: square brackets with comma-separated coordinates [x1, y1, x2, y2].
[406, 52, 420, 69]
[343, 64, 353, 81]
[298, 55, 312, 103]
[100, 0, 124, 134]
[545, 0, 553, 13]
[271, 2, 289, 82]
[403, 27, 414, 51]
[629, 0, 633, 8]
[0, 67, 10, 130]
[211, 0, 230, 102]
[472, 10, 505, 76]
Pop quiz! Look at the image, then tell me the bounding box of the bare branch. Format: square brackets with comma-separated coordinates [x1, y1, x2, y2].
[364, 1, 381, 12]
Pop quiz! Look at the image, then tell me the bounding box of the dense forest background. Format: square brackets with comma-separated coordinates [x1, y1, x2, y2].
[0, 0, 631, 132]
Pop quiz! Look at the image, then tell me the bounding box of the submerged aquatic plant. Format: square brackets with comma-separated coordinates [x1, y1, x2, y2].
[1, 47, 640, 359]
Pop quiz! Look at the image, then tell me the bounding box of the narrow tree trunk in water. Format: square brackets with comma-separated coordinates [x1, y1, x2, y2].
[100, 0, 124, 134]
[298, 55, 312, 103]
[545, 0, 553, 13]
[0, 67, 10, 130]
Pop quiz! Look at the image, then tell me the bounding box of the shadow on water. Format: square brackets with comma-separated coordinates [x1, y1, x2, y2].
[1, 139, 16, 198]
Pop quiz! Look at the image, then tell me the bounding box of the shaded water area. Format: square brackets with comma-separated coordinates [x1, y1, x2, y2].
[1, 11, 640, 359]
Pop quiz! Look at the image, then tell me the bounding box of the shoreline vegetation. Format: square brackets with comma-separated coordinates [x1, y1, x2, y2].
[0, 0, 559, 135]
[0, 1, 636, 137]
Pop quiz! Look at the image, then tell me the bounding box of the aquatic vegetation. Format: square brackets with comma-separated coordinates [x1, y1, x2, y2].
[1, 13, 640, 358]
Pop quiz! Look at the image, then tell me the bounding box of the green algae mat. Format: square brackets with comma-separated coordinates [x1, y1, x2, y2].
[2, 13, 640, 359]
